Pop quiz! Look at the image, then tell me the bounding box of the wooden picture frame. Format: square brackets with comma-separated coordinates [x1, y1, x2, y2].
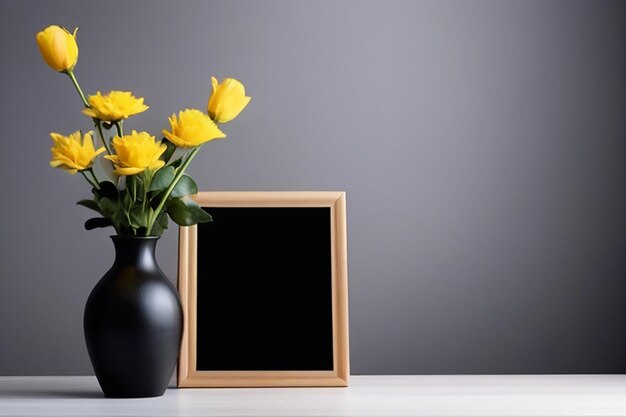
[177, 192, 349, 387]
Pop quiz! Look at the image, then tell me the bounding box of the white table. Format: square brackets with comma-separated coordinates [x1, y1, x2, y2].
[1, 375, 626, 416]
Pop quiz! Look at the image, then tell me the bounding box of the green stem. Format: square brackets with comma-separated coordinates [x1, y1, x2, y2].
[142, 171, 150, 213]
[95, 121, 113, 155]
[145, 147, 200, 235]
[115, 121, 124, 138]
[87, 168, 99, 186]
[65, 70, 113, 157]
[65, 70, 89, 107]
[80, 170, 99, 189]
[141, 170, 153, 232]
[130, 175, 137, 203]
[123, 176, 136, 236]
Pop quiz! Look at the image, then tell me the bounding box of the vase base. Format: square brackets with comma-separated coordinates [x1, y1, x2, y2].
[102, 389, 167, 399]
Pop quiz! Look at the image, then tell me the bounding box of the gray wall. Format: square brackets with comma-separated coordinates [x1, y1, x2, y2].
[0, 0, 624, 375]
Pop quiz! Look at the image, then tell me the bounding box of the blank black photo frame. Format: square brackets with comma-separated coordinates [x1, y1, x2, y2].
[177, 192, 349, 387]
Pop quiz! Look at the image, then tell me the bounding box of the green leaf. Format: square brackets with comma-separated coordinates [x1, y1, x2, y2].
[129, 205, 147, 228]
[125, 175, 136, 193]
[170, 175, 198, 198]
[169, 156, 183, 169]
[95, 181, 119, 201]
[157, 211, 169, 229]
[111, 209, 130, 233]
[160, 139, 176, 164]
[132, 175, 145, 197]
[97, 197, 129, 233]
[76, 199, 102, 214]
[148, 212, 169, 236]
[122, 190, 132, 209]
[125, 176, 139, 207]
[166, 198, 212, 226]
[149, 166, 175, 192]
[149, 223, 163, 236]
[97, 197, 116, 215]
[84, 217, 113, 230]
[148, 191, 164, 210]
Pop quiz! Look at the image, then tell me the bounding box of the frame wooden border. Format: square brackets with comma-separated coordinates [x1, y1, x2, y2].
[177, 192, 349, 387]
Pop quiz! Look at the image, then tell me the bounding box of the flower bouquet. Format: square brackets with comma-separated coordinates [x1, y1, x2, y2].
[36, 24, 250, 398]
[37, 25, 250, 236]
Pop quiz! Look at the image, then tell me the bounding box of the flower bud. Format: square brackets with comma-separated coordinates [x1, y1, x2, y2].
[207, 77, 251, 123]
[36, 25, 79, 72]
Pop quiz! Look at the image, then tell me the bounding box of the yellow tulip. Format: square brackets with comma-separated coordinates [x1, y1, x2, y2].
[50, 131, 105, 174]
[36, 25, 79, 72]
[104, 131, 166, 176]
[207, 77, 251, 123]
[82, 91, 149, 122]
[163, 108, 225, 148]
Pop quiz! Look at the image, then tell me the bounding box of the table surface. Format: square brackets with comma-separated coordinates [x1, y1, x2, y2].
[1, 375, 626, 416]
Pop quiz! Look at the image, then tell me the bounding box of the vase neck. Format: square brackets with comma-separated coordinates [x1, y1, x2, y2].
[111, 236, 159, 269]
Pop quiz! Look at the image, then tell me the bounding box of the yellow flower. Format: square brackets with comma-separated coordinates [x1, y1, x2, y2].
[207, 77, 251, 123]
[36, 25, 79, 72]
[163, 108, 225, 148]
[50, 131, 105, 174]
[104, 131, 166, 176]
[82, 91, 149, 122]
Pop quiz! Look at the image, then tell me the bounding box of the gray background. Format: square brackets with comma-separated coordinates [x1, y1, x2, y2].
[0, 0, 624, 375]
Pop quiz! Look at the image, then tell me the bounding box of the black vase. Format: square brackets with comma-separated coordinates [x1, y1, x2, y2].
[84, 236, 183, 398]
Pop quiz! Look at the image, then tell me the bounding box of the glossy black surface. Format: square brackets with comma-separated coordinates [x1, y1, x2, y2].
[196, 207, 334, 371]
[84, 236, 182, 398]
